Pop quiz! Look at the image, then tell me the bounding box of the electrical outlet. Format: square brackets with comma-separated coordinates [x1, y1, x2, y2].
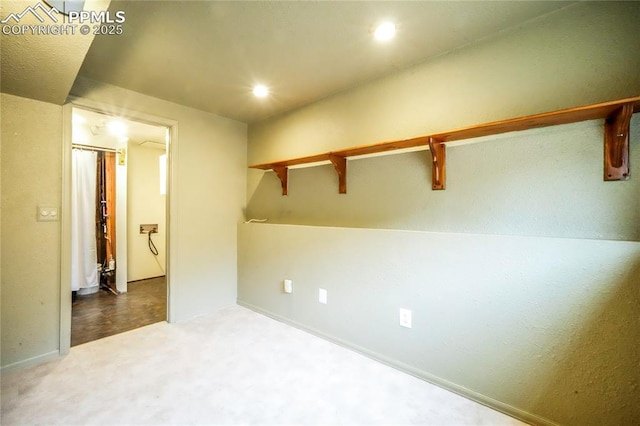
[283, 279, 293, 294]
[319, 288, 327, 304]
[399, 308, 412, 328]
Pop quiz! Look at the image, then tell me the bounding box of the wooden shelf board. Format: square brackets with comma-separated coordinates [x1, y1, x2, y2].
[251, 153, 329, 170]
[249, 96, 640, 171]
[433, 96, 640, 143]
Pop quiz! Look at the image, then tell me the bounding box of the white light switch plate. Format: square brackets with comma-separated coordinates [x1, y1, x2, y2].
[37, 206, 59, 222]
[283, 279, 293, 294]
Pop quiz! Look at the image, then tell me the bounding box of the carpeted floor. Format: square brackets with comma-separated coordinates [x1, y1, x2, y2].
[1, 305, 525, 425]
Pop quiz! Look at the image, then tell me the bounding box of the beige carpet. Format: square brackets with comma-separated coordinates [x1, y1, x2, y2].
[1, 305, 524, 425]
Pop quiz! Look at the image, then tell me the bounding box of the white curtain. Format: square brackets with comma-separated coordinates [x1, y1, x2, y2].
[71, 149, 99, 291]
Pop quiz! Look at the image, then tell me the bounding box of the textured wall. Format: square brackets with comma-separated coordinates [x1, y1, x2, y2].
[1, 94, 63, 367]
[248, 117, 640, 241]
[238, 223, 640, 426]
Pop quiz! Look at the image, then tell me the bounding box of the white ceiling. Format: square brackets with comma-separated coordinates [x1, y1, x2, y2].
[78, 1, 574, 124]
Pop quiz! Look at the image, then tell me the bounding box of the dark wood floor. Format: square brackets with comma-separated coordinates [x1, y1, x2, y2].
[71, 276, 167, 347]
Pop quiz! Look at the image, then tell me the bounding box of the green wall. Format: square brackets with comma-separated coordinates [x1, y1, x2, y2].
[247, 119, 640, 241]
[238, 224, 640, 426]
[241, 2, 640, 425]
[1, 94, 63, 368]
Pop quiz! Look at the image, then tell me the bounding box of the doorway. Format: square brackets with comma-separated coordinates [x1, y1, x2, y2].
[68, 107, 170, 346]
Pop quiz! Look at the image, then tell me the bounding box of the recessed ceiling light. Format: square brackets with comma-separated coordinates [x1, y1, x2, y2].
[374, 22, 396, 42]
[253, 84, 269, 98]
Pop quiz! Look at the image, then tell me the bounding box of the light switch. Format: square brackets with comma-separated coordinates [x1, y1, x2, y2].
[283, 279, 293, 294]
[37, 206, 59, 222]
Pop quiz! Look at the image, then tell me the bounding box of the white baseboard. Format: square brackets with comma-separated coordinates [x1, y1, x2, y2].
[1, 350, 60, 375]
[238, 300, 559, 426]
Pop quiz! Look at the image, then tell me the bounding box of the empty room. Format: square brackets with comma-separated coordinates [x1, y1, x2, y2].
[1, 1, 639, 425]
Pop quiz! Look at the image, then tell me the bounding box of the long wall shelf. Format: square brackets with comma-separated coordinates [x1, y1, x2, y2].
[250, 96, 640, 195]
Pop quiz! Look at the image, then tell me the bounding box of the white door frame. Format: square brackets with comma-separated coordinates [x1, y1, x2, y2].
[60, 98, 178, 355]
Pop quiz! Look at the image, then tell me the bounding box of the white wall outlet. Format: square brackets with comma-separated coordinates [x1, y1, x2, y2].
[319, 288, 328, 304]
[283, 279, 293, 294]
[399, 308, 412, 328]
[37, 206, 59, 222]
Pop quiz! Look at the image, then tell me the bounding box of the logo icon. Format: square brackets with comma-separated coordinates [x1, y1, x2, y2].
[1, 2, 59, 24]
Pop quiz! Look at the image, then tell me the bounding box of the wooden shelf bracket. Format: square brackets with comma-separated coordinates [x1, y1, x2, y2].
[604, 103, 633, 181]
[428, 137, 446, 190]
[272, 166, 289, 196]
[329, 154, 347, 194]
